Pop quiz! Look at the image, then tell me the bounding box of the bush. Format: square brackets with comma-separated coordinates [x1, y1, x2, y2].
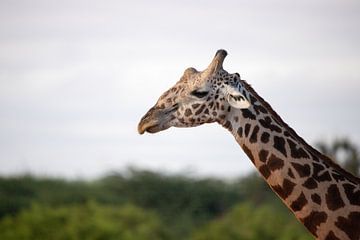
[191, 203, 313, 240]
[0, 202, 169, 240]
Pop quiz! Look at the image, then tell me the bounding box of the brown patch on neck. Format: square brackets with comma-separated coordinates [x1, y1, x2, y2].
[241, 80, 360, 184]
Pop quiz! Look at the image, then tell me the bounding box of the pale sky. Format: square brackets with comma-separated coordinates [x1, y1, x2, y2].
[0, 0, 359, 179]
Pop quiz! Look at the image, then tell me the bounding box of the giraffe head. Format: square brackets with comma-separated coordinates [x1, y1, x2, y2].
[138, 50, 251, 134]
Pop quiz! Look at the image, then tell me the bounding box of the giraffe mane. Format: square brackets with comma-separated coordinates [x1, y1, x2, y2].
[241, 80, 360, 184]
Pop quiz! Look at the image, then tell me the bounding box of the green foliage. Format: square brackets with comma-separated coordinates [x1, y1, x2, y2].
[0, 176, 92, 217]
[0, 202, 169, 240]
[0, 170, 314, 240]
[233, 172, 277, 206]
[1, 138, 357, 239]
[94, 170, 243, 237]
[191, 203, 313, 240]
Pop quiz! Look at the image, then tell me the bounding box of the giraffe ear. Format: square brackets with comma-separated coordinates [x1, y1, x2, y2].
[225, 86, 250, 109]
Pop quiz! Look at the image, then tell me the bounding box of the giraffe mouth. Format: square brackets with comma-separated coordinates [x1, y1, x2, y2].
[143, 125, 161, 134]
[138, 122, 170, 134]
[138, 105, 178, 135]
[138, 116, 174, 134]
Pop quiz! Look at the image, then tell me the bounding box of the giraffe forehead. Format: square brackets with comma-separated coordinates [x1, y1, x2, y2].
[159, 68, 242, 103]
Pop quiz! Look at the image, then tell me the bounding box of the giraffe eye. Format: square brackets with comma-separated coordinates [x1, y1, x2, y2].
[191, 90, 209, 98]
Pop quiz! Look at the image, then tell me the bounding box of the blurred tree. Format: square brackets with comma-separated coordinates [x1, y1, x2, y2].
[0, 202, 169, 240]
[0, 176, 93, 218]
[233, 172, 277, 206]
[94, 169, 243, 238]
[316, 138, 360, 177]
[191, 203, 312, 240]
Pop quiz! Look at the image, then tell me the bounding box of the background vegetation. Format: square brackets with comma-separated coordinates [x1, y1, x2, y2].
[0, 138, 358, 240]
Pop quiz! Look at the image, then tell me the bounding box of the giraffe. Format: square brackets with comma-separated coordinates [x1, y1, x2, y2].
[137, 50, 360, 240]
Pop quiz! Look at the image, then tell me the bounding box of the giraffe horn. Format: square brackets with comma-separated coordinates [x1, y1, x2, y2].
[203, 49, 227, 76]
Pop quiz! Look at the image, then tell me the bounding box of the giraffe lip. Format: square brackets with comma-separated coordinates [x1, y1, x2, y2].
[138, 120, 161, 135]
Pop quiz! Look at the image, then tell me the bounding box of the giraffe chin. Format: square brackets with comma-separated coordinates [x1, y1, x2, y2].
[144, 125, 161, 134]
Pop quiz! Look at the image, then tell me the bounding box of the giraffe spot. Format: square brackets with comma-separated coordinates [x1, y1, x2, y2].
[258, 149, 269, 163]
[271, 116, 281, 126]
[316, 171, 332, 182]
[325, 231, 340, 240]
[313, 163, 331, 182]
[326, 184, 345, 211]
[253, 104, 267, 114]
[233, 116, 239, 122]
[302, 178, 318, 189]
[195, 105, 206, 115]
[272, 178, 296, 199]
[259, 116, 282, 133]
[249, 125, 260, 143]
[249, 95, 257, 104]
[260, 132, 270, 143]
[219, 114, 226, 120]
[191, 103, 200, 109]
[272, 185, 283, 198]
[284, 131, 296, 141]
[332, 172, 346, 182]
[204, 108, 209, 115]
[259, 165, 271, 179]
[242, 144, 254, 163]
[313, 162, 325, 175]
[291, 162, 311, 177]
[244, 123, 251, 137]
[311, 193, 322, 205]
[287, 139, 310, 159]
[290, 192, 308, 212]
[237, 127, 243, 138]
[301, 211, 328, 237]
[288, 168, 295, 179]
[342, 183, 360, 206]
[309, 152, 320, 162]
[281, 179, 296, 199]
[223, 121, 232, 131]
[212, 111, 217, 117]
[335, 212, 360, 240]
[267, 154, 284, 171]
[273, 136, 287, 157]
[184, 109, 192, 117]
[241, 109, 256, 120]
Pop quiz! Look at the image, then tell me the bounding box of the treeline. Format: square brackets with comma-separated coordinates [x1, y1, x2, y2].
[0, 170, 311, 240]
[0, 138, 358, 239]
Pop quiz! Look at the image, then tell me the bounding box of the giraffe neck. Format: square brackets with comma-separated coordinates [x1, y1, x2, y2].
[219, 81, 360, 240]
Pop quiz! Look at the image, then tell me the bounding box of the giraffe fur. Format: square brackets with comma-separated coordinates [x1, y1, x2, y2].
[138, 50, 360, 240]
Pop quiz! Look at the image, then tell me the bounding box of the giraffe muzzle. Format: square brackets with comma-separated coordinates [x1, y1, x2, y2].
[138, 105, 178, 134]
